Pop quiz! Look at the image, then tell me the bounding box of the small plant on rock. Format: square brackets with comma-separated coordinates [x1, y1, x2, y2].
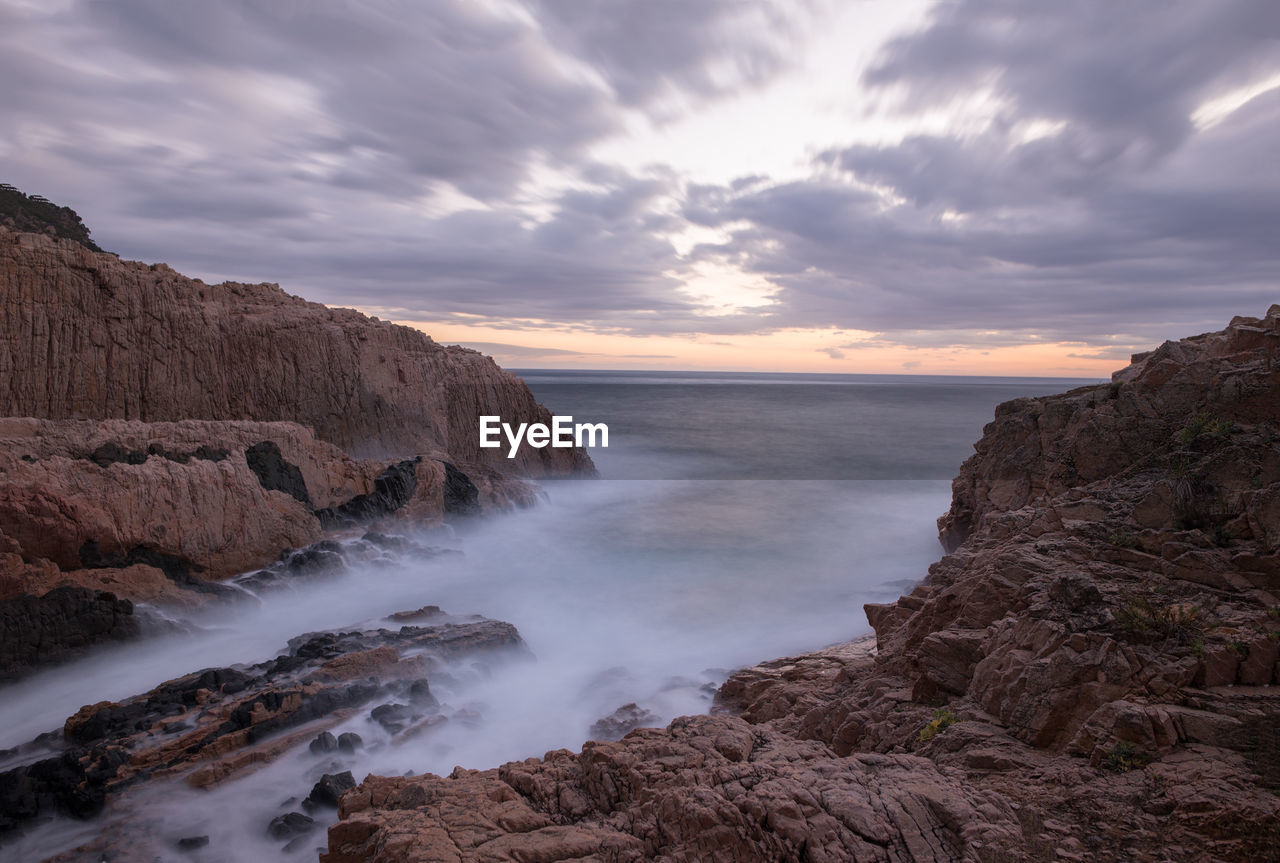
[1114, 593, 1205, 644]
[1178, 414, 1212, 446]
[1208, 418, 1238, 438]
[1104, 741, 1151, 773]
[918, 708, 956, 742]
[1108, 530, 1139, 549]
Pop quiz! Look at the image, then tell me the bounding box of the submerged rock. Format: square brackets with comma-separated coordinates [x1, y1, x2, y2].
[307, 772, 356, 809]
[0, 614, 527, 839]
[309, 732, 338, 755]
[0, 587, 139, 681]
[588, 703, 658, 741]
[267, 811, 315, 840]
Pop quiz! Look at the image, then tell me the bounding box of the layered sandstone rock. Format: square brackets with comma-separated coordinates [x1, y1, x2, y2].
[0, 221, 589, 680]
[0, 418, 531, 603]
[326, 308, 1280, 862]
[0, 226, 594, 474]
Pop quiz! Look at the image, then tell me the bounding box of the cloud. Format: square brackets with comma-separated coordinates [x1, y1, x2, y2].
[679, 0, 1280, 346]
[0, 0, 812, 336]
[451, 342, 588, 360]
[527, 0, 811, 105]
[1065, 348, 1142, 362]
[816, 347, 845, 359]
[1, 0, 1276, 364]
[449, 341, 674, 362]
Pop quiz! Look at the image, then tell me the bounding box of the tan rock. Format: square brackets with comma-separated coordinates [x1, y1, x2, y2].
[0, 417, 541, 601]
[0, 229, 593, 476]
[323, 715, 1023, 863]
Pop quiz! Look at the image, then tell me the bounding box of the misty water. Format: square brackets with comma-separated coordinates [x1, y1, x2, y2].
[0, 372, 1096, 860]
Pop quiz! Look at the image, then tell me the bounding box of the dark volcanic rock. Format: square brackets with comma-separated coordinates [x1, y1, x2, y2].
[245, 440, 313, 506]
[369, 703, 415, 734]
[0, 587, 139, 680]
[0, 743, 128, 832]
[316, 459, 420, 527]
[267, 811, 315, 840]
[309, 732, 338, 755]
[443, 462, 481, 516]
[307, 771, 356, 809]
[0, 615, 526, 838]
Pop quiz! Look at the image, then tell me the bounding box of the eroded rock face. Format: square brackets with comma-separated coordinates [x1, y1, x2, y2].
[0, 417, 542, 681]
[323, 714, 1022, 863]
[0, 227, 594, 475]
[0, 418, 534, 601]
[938, 304, 1280, 552]
[326, 308, 1280, 862]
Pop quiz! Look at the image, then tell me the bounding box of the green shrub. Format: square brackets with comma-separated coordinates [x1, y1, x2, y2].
[918, 708, 956, 742]
[1108, 530, 1138, 549]
[1178, 415, 1211, 446]
[1104, 741, 1151, 773]
[1114, 594, 1205, 643]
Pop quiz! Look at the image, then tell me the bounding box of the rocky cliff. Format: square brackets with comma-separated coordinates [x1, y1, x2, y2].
[0, 226, 594, 472]
[324, 307, 1280, 862]
[0, 217, 592, 679]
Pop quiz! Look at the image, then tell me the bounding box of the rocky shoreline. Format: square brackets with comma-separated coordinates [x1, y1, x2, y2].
[0, 224, 594, 682]
[322, 307, 1280, 862]
[1, 600, 533, 860]
[0, 216, 597, 858]
[1, 205, 1277, 861]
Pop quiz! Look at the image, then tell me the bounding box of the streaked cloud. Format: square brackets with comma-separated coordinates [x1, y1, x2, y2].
[1, 0, 1276, 372]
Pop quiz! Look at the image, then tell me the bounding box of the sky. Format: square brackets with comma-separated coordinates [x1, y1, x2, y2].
[2, 0, 1278, 375]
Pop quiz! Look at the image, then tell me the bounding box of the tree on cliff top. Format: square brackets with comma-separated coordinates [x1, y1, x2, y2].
[0, 184, 104, 252]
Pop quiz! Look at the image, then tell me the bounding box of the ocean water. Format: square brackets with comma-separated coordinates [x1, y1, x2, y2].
[0, 371, 1095, 860]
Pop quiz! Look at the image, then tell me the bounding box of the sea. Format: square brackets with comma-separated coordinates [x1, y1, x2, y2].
[0, 370, 1097, 860]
